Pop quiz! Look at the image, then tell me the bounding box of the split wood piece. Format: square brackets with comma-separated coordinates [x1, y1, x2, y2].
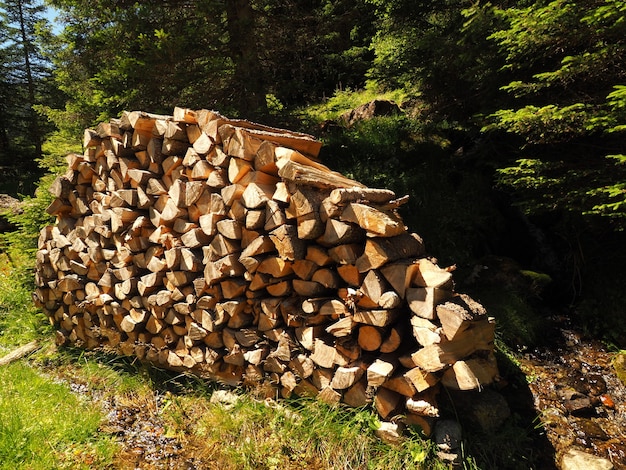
[309, 338, 337, 369]
[215, 122, 322, 158]
[352, 309, 398, 327]
[328, 187, 397, 205]
[330, 363, 364, 390]
[325, 317, 355, 337]
[412, 258, 454, 288]
[375, 387, 402, 420]
[340, 202, 406, 238]
[359, 269, 389, 305]
[356, 233, 426, 273]
[410, 316, 442, 347]
[317, 218, 364, 247]
[292, 279, 330, 297]
[367, 357, 396, 387]
[406, 287, 451, 320]
[379, 260, 420, 298]
[317, 386, 342, 405]
[441, 354, 499, 391]
[204, 254, 245, 285]
[342, 377, 370, 408]
[277, 158, 365, 190]
[336, 264, 362, 287]
[241, 182, 275, 209]
[436, 294, 487, 341]
[269, 224, 306, 261]
[409, 317, 496, 372]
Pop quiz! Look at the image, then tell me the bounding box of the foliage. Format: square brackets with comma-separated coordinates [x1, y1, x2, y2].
[483, 0, 626, 228]
[0, 0, 58, 171]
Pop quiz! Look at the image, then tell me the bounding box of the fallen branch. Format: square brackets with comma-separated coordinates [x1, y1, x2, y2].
[0, 340, 40, 366]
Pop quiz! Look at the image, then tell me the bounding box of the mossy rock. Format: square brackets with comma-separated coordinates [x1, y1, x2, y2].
[613, 352, 626, 386]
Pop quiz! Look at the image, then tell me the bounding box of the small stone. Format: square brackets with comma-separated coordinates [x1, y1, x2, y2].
[210, 389, 239, 408]
[375, 421, 404, 445]
[561, 448, 614, 470]
[559, 388, 593, 416]
[434, 419, 462, 466]
[446, 388, 511, 433]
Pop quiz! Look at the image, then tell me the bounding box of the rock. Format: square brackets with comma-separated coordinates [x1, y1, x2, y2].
[561, 448, 614, 470]
[209, 389, 239, 408]
[375, 420, 405, 445]
[433, 419, 462, 467]
[446, 388, 511, 433]
[0, 193, 20, 233]
[340, 100, 402, 127]
[559, 388, 593, 416]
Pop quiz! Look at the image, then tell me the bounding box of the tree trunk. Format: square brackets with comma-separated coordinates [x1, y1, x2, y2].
[225, 0, 267, 117]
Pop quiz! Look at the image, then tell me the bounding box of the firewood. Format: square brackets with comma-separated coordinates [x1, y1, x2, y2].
[36, 107, 499, 431]
[410, 316, 442, 347]
[379, 326, 403, 353]
[412, 258, 453, 288]
[343, 378, 370, 407]
[330, 364, 364, 390]
[269, 224, 306, 261]
[356, 233, 425, 272]
[357, 325, 383, 351]
[340, 202, 406, 237]
[406, 287, 451, 320]
[436, 294, 487, 341]
[374, 387, 402, 420]
[440, 354, 498, 390]
[367, 358, 396, 387]
[318, 218, 364, 246]
[409, 318, 495, 372]
[325, 317, 355, 337]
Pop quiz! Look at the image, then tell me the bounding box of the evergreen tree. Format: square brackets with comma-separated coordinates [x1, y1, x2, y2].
[47, 0, 376, 124]
[0, 0, 52, 170]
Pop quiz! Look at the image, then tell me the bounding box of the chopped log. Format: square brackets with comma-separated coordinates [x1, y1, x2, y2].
[412, 258, 453, 288]
[330, 364, 364, 390]
[374, 388, 402, 420]
[342, 378, 370, 407]
[269, 224, 306, 261]
[277, 159, 365, 189]
[409, 318, 495, 372]
[441, 354, 499, 391]
[406, 287, 451, 320]
[367, 358, 396, 387]
[340, 202, 405, 237]
[436, 294, 487, 341]
[357, 325, 383, 351]
[356, 233, 425, 272]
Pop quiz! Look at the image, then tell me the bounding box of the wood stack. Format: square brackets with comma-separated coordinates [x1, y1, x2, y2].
[34, 107, 498, 434]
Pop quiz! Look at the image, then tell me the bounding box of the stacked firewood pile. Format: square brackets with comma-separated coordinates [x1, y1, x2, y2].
[34, 107, 498, 434]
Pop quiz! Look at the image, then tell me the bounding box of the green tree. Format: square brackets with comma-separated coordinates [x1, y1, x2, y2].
[46, 0, 376, 125]
[0, 0, 53, 172]
[483, 0, 626, 227]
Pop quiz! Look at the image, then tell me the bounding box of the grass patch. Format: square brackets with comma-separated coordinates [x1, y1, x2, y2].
[163, 389, 446, 470]
[303, 81, 406, 122]
[0, 252, 52, 350]
[0, 361, 116, 470]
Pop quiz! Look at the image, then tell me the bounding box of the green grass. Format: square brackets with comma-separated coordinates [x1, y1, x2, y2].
[302, 81, 406, 123]
[0, 361, 116, 470]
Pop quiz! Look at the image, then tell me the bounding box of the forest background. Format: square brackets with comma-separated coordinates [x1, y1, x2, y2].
[3, 0, 625, 344]
[1, 0, 626, 466]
